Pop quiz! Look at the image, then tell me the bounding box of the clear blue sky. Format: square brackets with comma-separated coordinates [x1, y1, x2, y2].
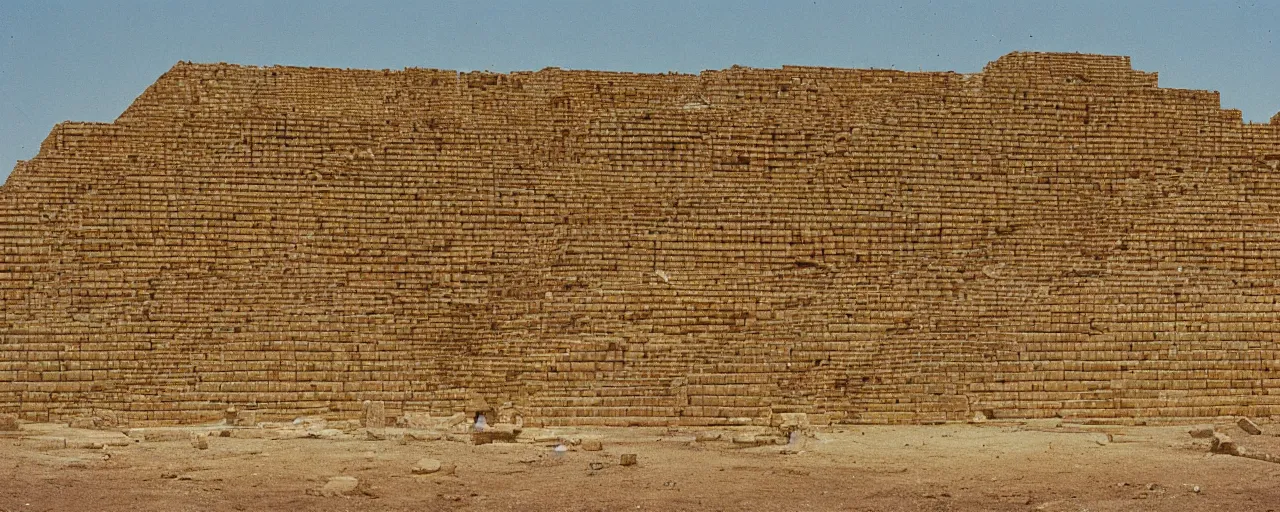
[2, 0, 1278, 184]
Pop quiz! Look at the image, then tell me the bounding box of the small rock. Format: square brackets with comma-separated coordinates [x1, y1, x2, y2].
[309, 476, 366, 497]
[620, 453, 638, 466]
[970, 410, 988, 423]
[1210, 432, 1239, 455]
[1192, 485, 1201, 493]
[365, 429, 386, 441]
[589, 462, 604, 470]
[160, 472, 178, 479]
[191, 435, 209, 450]
[412, 458, 443, 475]
[1187, 425, 1215, 439]
[581, 439, 603, 451]
[1238, 417, 1263, 435]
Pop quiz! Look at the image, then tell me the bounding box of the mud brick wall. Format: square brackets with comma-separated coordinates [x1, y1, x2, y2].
[3, 52, 1280, 426]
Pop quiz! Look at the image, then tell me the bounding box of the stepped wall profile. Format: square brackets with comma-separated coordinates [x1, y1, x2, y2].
[3, 52, 1280, 426]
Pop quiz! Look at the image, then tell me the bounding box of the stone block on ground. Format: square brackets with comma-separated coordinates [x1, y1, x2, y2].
[1187, 425, 1215, 439]
[233, 410, 258, 427]
[472, 430, 519, 445]
[777, 413, 810, 434]
[407, 431, 443, 442]
[68, 417, 98, 429]
[308, 476, 368, 497]
[437, 413, 467, 431]
[1210, 432, 1239, 455]
[581, 439, 603, 451]
[1238, 417, 1263, 435]
[21, 436, 67, 450]
[127, 429, 194, 442]
[620, 453, 638, 466]
[0, 413, 18, 431]
[411, 458, 442, 474]
[402, 412, 435, 429]
[694, 431, 722, 442]
[362, 401, 386, 429]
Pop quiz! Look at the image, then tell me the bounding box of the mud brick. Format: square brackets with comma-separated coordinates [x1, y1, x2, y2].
[1, 52, 1279, 426]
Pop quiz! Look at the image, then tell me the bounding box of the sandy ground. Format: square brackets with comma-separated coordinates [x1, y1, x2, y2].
[2, 418, 1280, 511]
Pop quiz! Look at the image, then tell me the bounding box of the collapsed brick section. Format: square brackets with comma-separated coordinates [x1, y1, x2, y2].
[2, 52, 1280, 426]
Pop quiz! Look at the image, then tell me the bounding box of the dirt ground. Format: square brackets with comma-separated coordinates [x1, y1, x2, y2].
[2, 418, 1280, 512]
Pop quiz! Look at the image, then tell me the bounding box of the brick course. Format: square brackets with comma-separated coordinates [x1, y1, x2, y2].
[2, 52, 1280, 426]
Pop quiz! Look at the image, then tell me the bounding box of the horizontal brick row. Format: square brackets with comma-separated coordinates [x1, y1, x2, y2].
[1, 52, 1280, 426]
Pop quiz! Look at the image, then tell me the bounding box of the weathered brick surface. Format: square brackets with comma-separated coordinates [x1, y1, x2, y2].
[2, 52, 1280, 426]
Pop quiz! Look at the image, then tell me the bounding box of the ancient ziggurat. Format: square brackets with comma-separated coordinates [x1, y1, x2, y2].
[3, 52, 1280, 427]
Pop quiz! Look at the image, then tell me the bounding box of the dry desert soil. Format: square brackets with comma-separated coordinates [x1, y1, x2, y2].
[2, 419, 1280, 511]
